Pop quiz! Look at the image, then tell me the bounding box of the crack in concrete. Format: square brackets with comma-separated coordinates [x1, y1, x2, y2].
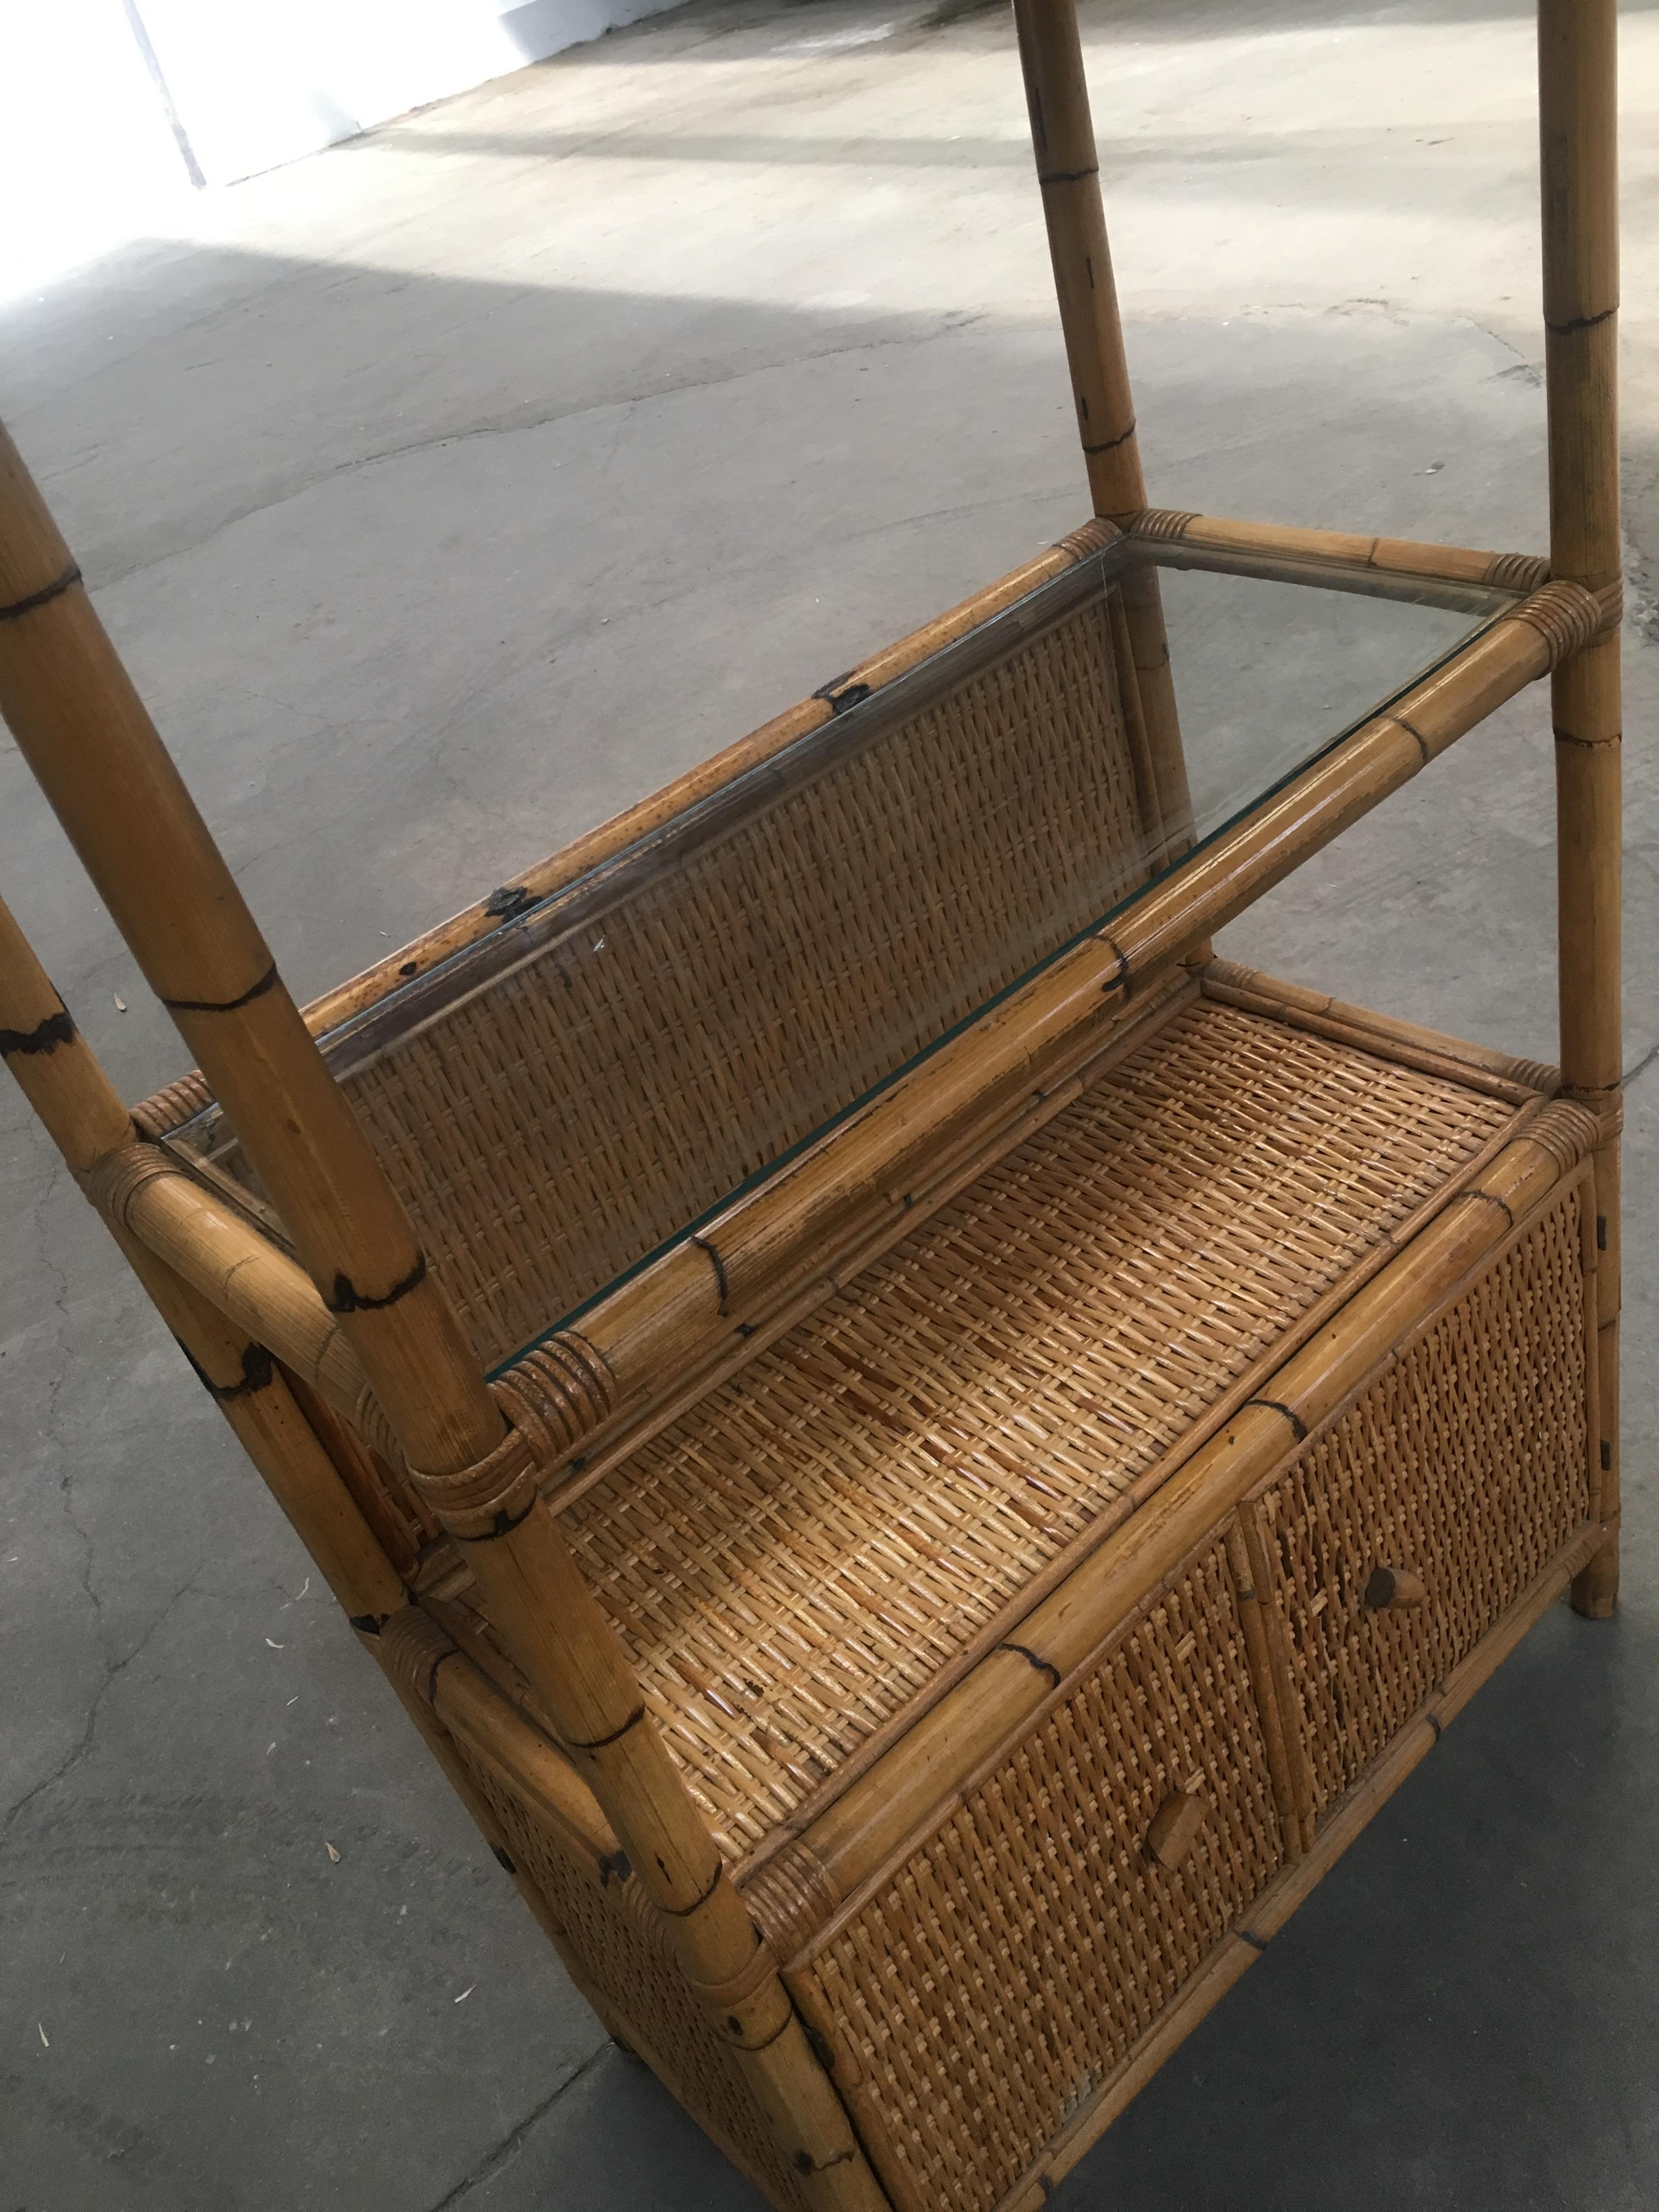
[420, 2040, 613, 2209]
[88, 314, 984, 599]
[0, 1562, 204, 1846]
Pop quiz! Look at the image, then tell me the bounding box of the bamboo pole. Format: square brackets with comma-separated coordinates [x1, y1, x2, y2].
[1539, 0, 1623, 1618]
[0, 423, 885, 2209]
[1011, 0, 1196, 884]
[1130, 511, 1550, 597]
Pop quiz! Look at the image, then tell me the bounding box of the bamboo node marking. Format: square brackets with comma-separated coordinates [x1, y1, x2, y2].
[1393, 714, 1432, 766]
[691, 1232, 731, 1313]
[1506, 579, 1601, 668]
[0, 561, 81, 622]
[567, 1703, 648, 1753]
[325, 1252, 428, 1314]
[0, 1006, 75, 1059]
[1247, 1397, 1308, 1443]
[180, 1337, 274, 1403]
[1545, 303, 1618, 338]
[1081, 421, 1136, 456]
[161, 962, 279, 1016]
[997, 1640, 1061, 1689]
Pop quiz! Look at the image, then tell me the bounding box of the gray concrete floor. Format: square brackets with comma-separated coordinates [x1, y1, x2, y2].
[3, 0, 1659, 2203]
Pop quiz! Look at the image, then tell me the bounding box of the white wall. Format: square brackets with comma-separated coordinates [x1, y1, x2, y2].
[133, 0, 683, 185]
[0, 0, 682, 299]
[0, 0, 194, 297]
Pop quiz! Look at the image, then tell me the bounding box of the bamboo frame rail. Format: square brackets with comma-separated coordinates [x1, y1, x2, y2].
[0, 419, 888, 2212]
[1128, 510, 1553, 596]
[1540, 0, 1624, 1618]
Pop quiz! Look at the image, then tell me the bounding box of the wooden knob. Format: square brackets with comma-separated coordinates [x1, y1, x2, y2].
[1147, 1786, 1208, 1869]
[1364, 1565, 1426, 1610]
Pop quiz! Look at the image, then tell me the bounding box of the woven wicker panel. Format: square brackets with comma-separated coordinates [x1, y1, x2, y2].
[1253, 1185, 1589, 1820]
[555, 1000, 1513, 1859]
[337, 600, 1147, 1366]
[458, 1754, 813, 2212]
[805, 1539, 1282, 2212]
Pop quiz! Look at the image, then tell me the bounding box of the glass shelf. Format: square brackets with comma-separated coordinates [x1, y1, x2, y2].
[165, 540, 1521, 1374]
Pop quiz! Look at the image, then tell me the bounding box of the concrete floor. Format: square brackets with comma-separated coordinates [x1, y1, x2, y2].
[3, 0, 1659, 2203]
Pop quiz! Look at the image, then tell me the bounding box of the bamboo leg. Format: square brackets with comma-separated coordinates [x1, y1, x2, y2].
[1538, 0, 1622, 1618]
[0, 893, 405, 1627]
[0, 427, 884, 2208]
[1011, 0, 1199, 905]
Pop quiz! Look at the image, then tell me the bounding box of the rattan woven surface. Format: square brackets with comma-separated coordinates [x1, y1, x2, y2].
[806, 1539, 1279, 2212]
[550, 998, 1516, 1860]
[331, 597, 1148, 1368]
[1254, 1183, 1589, 1819]
[458, 1756, 814, 2212]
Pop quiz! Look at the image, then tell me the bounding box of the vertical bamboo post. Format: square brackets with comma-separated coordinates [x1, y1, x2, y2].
[0, 424, 884, 2207]
[1011, 0, 1198, 895]
[1539, 0, 1622, 1618]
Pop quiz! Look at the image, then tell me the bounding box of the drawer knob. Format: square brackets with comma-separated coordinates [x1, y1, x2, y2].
[1364, 1565, 1426, 1611]
[1147, 1786, 1209, 1869]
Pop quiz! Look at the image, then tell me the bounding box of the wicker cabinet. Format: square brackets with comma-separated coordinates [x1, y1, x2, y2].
[0, 0, 1624, 2203]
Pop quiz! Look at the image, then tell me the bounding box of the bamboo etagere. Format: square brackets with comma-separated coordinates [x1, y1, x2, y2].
[0, 1, 1624, 2204]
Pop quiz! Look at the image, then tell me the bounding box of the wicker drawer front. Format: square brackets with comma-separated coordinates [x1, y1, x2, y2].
[804, 1536, 1283, 2212]
[1251, 1183, 1592, 1821]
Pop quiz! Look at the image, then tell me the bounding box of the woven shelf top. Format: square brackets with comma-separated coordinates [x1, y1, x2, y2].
[516, 996, 1521, 1864]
